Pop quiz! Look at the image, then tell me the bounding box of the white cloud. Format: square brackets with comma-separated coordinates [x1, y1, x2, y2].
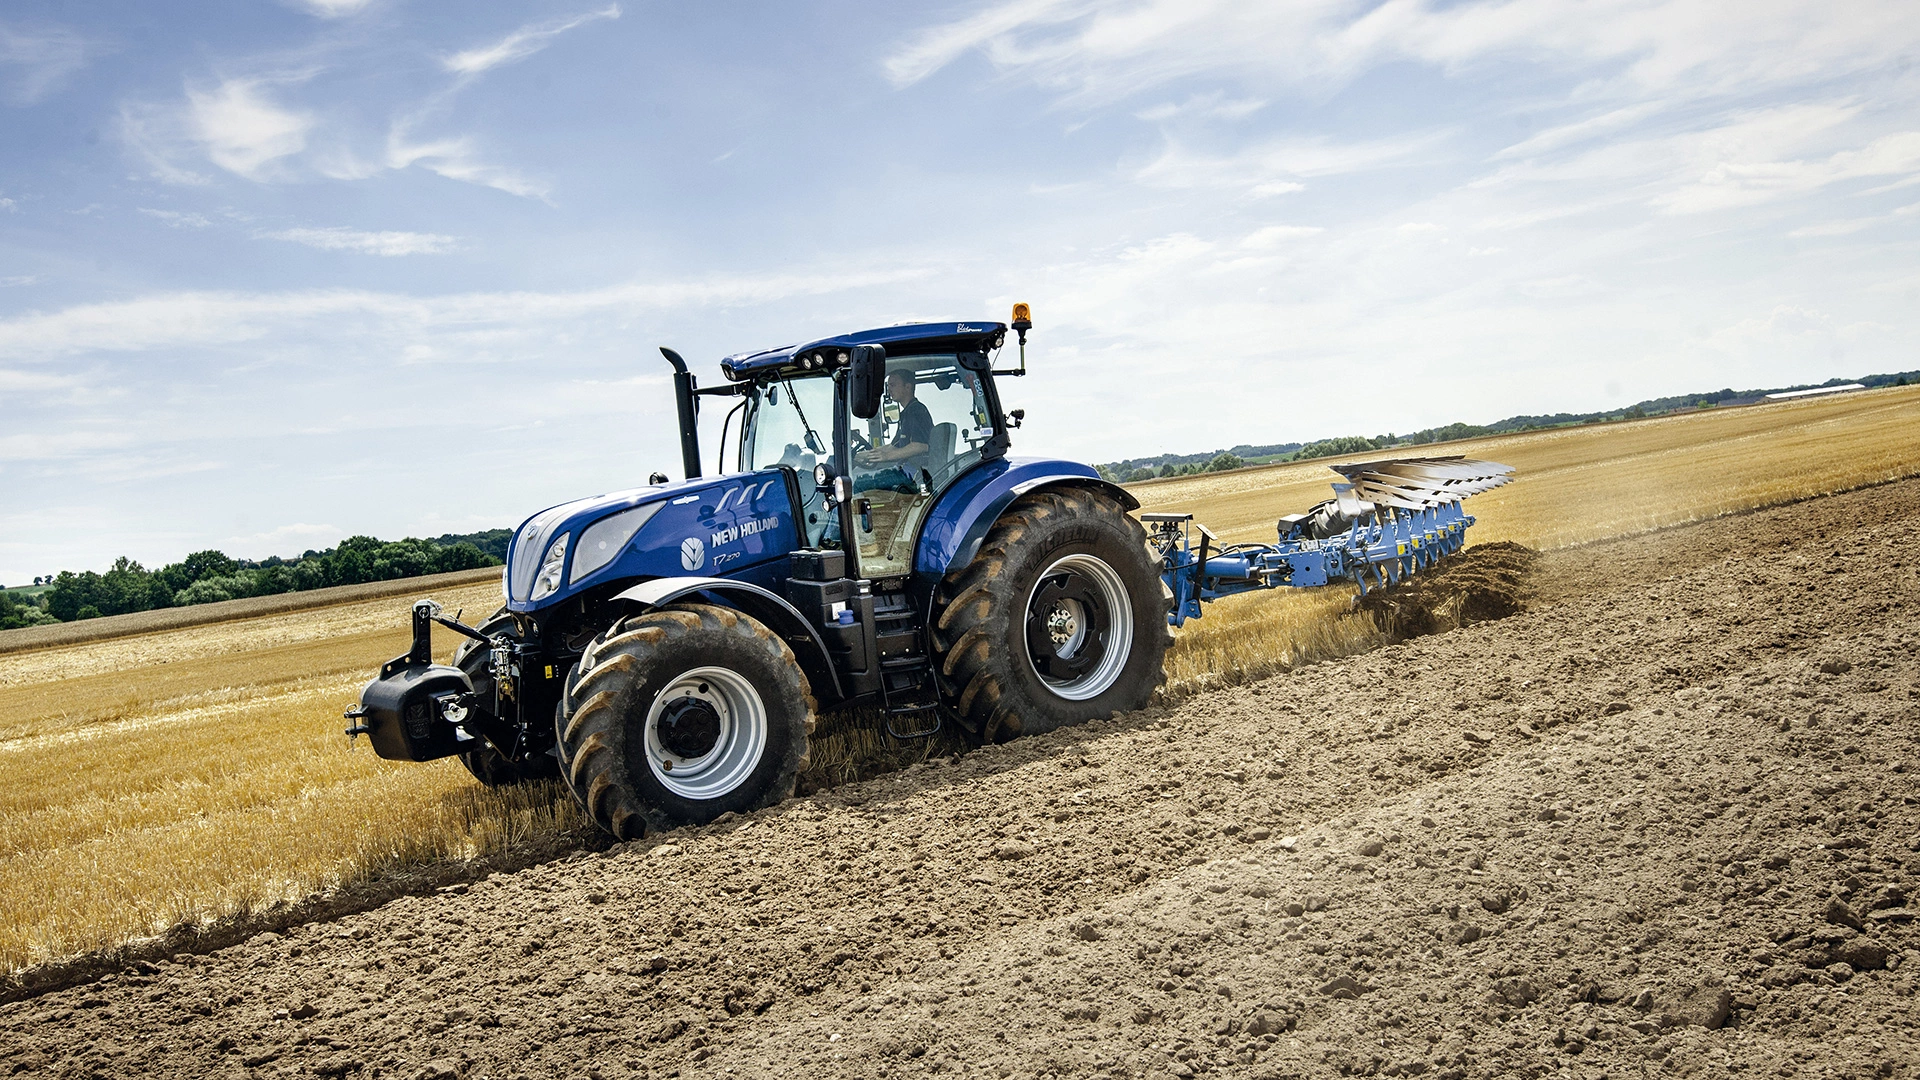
[0, 429, 136, 463]
[1517, 274, 1604, 298]
[0, 275, 40, 287]
[1136, 131, 1444, 192]
[185, 79, 313, 180]
[140, 208, 213, 228]
[224, 522, 345, 556]
[0, 368, 79, 393]
[260, 227, 460, 256]
[384, 130, 549, 200]
[1240, 225, 1322, 249]
[0, 267, 933, 361]
[119, 102, 214, 185]
[891, 0, 1920, 105]
[444, 5, 621, 77]
[1657, 121, 1920, 214]
[121, 79, 548, 199]
[0, 21, 92, 105]
[1787, 219, 1877, 238]
[295, 0, 374, 17]
[884, 0, 1091, 88]
[1492, 104, 1665, 161]
[1136, 92, 1266, 123]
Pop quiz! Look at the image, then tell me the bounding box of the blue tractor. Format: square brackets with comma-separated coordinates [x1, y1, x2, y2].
[349, 309, 1175, 838]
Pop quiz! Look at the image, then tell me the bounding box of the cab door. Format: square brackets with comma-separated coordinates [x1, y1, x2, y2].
[842, 353, 997, 579]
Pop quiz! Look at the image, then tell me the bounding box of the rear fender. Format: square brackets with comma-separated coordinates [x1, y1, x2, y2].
[609, 577, 845, 704]
[914, 459, 1139, 585]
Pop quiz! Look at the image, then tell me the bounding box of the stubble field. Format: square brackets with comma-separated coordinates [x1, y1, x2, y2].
[3, 382, 1919, 999]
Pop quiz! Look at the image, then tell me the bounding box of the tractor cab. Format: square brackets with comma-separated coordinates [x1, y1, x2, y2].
[722, 324, 1016, 582]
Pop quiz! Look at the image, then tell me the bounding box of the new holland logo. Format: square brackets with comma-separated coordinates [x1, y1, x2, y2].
[680, 536, 705, 571]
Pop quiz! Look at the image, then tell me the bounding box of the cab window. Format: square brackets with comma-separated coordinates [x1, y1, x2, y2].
[744, 375, 836, 546]
[847, 354, 993, 576]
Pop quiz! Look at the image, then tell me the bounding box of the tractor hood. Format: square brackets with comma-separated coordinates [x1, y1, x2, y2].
[504, 471, 797, 610]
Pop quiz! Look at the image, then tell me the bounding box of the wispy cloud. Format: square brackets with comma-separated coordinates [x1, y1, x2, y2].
[185, 79, 313, 180]
[383, 130, 549, 200]
[1137, 93, 1266, 123]
[260, 226, 459, 256]
[139, 208, 213, 228]
[0, 275, 40, 287]
[223, 522, 344, 556]
[1136, 130, 1447, 192]
[1492, 104, 1665, 161]
[294, 0, 375, 17]
[1658, 127, 1920, 214]
[0, 20, 93, 105]
[884, 0, 1090, 88]
[890, 0, 1920, 104]
[1787, 219, 1877, 238]
[0, 267, 933, 361]
[444, 5, 621, 77]
[1239, 224, 1322, 249]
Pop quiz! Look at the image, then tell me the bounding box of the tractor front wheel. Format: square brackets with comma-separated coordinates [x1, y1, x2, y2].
[933, 487, 1172, 742]
[554, 603, 815, 839]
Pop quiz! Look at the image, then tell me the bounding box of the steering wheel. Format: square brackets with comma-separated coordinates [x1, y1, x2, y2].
[850, 430, 873, 453]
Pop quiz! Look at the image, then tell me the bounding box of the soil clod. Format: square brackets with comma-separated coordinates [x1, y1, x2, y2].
[1357, 540, 1538, 642]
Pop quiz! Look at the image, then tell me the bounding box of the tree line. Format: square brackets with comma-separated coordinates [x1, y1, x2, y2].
[0, 530, 510, 630]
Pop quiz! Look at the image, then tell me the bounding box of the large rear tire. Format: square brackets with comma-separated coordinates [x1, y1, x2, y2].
[451, 610, 560, 786]
[932, 487, 1172, 742]
[554, 603, 815, 840]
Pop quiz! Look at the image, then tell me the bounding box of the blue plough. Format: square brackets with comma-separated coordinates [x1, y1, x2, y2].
[1147, 457, 1515, 627]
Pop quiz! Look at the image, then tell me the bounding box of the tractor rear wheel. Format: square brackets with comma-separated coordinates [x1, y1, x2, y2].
[932, 487, 1172, 742]
[451, 610, 559, 786]
[554, 603, 815, 839]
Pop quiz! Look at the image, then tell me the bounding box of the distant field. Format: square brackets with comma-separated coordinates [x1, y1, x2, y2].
[4, 383, 1918, 974]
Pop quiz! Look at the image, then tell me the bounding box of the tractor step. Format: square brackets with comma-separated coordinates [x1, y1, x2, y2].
[883, 701, 942, 740]
[876, 645, 943, 740]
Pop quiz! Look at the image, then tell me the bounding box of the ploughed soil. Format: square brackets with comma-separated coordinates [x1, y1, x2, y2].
[1357, 541, 1539, 643]
[6, 481, 1920, 1080]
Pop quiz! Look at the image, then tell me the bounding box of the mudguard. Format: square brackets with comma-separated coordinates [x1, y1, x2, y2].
[610, 577, 845, 703]
[913, 457, 1140, 586]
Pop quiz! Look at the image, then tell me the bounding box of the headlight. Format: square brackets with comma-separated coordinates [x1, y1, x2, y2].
[510, 503, 574, 601]
[530, 532, 570, 601]
[570, 502, 664, 584]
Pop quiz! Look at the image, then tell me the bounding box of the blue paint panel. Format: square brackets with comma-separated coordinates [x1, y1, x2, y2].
[505, 470, 799, 614]
[912, 457, 1109, 582]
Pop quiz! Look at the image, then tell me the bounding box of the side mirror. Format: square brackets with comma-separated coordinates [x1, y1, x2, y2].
[848, 344, 887, 420]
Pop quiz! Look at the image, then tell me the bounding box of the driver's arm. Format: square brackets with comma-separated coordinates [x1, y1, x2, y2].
[871, 441, 927, 463]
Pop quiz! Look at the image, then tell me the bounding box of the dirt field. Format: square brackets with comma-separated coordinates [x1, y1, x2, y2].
[6, 475, 1915, 1078]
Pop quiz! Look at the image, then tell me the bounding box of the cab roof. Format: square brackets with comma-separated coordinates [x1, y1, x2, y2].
[720, 321, 1007, 381]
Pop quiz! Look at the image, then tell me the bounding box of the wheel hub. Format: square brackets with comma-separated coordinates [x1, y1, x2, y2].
[1025, 570, 1106, 682]
[1046, 603, 1081, 649]
[656, 694, 722, 760]
[1021, 553, 1136, 702]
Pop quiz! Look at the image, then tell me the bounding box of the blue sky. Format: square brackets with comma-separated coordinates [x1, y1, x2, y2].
[2, 0, 1917, 583]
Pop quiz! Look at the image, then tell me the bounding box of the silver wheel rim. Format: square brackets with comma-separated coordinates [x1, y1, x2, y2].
[642, 666, 768, 800]
[1024, 553, 1134, 701]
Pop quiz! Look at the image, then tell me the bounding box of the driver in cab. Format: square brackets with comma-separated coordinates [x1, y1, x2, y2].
[856, 369, 932, 473]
